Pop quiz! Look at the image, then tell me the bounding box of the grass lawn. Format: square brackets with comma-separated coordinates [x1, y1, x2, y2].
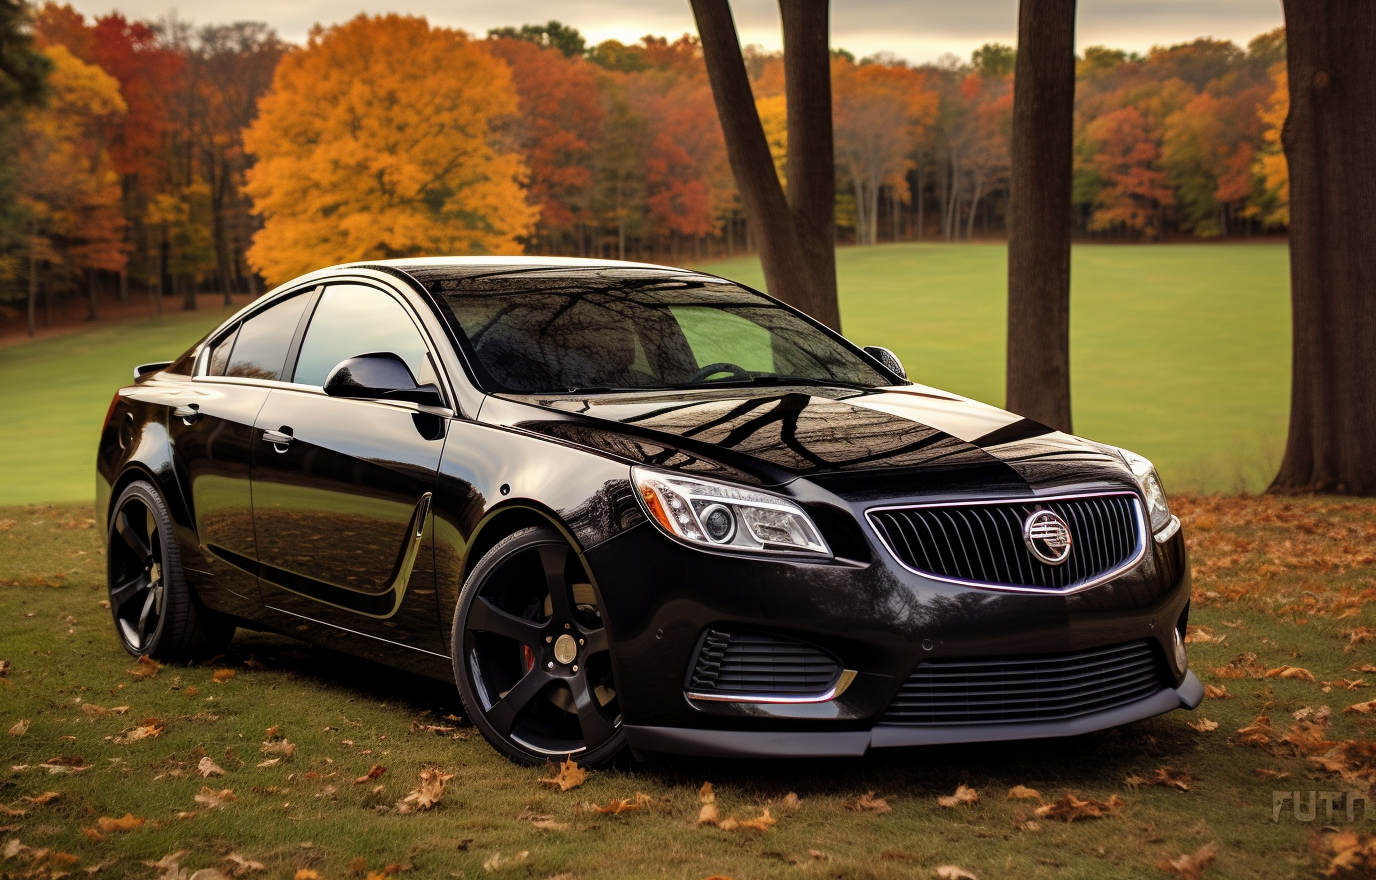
[701, 242, 1291, 494]
[0, 243, 1287, 506]
[2, 497, 1373, 879]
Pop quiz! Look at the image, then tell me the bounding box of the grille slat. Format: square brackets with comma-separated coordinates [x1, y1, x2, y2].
[868, 494, 1142, 592]
[688, 628, 841, 697]
[881, 640, 1168, 725]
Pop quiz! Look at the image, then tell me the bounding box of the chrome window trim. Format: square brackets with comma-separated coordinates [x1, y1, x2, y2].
[865, 490, 1149, 596]
[686, 669, 857, 705]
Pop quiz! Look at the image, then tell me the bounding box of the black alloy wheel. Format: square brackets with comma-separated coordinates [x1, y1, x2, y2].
[107, 481, 233, 659]
[453, 526, 625, 765]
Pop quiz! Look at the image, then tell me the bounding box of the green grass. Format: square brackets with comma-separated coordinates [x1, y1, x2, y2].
[0, 243, 1290, 505]
[3, 497, 1372, 878]
[700, 242, 1291, 494]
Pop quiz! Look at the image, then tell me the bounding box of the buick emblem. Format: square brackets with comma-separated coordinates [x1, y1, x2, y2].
[1023, 510, 1073, 565]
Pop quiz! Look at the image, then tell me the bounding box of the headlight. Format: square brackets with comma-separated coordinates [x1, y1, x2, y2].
[632, 467, 831, 557]
[1116, 447, 1175, 536]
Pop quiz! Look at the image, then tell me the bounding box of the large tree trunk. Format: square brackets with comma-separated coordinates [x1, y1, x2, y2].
[1005, 0, 1077, 433]
[691, 0, 840, 329]
[1271, 2, 1376, 494]
[86, 269, 100, 321]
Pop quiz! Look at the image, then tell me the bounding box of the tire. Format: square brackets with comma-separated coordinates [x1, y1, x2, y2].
[107, 480, 234, 660]
[452, 526, 626, 766]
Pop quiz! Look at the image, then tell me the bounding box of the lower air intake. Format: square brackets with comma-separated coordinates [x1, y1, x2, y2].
[687, 628, 840, 697]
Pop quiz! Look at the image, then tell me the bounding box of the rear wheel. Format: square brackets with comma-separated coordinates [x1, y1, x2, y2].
[107, 480, 233, 660]
[453, 526, 625, 766]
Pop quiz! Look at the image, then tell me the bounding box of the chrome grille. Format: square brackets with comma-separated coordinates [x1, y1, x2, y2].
[880, 640, 1166, 726]
[867, 493, 1144, 591]
[687, 628, 840, 697]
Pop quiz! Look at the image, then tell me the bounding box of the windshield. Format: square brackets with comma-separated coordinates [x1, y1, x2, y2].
[422, 268, 894, 394]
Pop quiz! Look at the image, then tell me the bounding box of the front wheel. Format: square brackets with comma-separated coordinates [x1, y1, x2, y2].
[107, 480, 234, 660]
[453, 526, 625, 766]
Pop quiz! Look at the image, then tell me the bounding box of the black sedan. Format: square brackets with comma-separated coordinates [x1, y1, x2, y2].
[97, 257, 1202, 765]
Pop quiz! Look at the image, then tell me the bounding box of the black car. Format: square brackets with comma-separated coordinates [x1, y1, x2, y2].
[97, 257, 1202, 765]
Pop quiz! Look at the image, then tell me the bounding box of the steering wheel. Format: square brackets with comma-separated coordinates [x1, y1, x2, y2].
[688, 362, 752, 383]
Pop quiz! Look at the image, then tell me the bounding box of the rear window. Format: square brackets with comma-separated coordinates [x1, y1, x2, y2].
[424, 269, 889, 394]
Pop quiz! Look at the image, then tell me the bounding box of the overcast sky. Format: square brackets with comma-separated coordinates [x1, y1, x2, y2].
[65, 0, 1284, 63]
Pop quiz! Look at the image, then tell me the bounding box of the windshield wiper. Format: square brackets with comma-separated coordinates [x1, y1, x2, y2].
[730, 375, 880, 392]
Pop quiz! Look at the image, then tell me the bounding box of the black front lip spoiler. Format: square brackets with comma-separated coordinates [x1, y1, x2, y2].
[625, 671, 1204, 759]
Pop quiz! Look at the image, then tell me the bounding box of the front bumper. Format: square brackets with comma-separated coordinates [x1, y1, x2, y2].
[585, 499, 1194, 754]
[626, 670, 1203, 758]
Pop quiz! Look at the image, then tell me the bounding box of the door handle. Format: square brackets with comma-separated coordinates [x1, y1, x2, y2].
[262, 427, 294, 450]
[173, 404, 200, 424]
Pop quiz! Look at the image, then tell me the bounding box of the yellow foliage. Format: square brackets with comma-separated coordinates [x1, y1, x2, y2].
[243, 14, 537, 286]
[1254, 63, 1289, 227]
[755, 94, 787, 188]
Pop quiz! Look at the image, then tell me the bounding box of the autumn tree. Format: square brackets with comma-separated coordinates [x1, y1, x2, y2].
[487, 20, 585, 58]
[243, 14, 536, 286]
[692, 0, 840, 330]
[0, 0, 51, 300]
[487, 34, 604, 254]
[1270, 3, 1376, 494]
[18, 43, 126, 334]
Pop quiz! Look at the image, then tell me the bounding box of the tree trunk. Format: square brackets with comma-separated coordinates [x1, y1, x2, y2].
[87, 269, 100, 321]
[26, 242, 38, 339]
[966, 172, 985, 241]
[692, 0, 840, 329]
[119, 268, 128, 306]
[1005, 0, 1077, 433]
[915, 167, 924, 241]
[1270, 2, 1376, 494]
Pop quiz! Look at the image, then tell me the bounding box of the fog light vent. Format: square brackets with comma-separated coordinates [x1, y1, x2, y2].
[687, 628, 840, 697]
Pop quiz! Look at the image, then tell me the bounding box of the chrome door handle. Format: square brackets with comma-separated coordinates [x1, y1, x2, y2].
[262, 427, 294, 449]
[173, 404, 200, 424]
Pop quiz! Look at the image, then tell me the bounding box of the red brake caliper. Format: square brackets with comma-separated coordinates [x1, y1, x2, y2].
[521, 644, 535, 673]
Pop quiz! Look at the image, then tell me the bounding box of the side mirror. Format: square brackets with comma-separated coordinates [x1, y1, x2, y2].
[863, 345, 907, 380]
[323, 352, 445, 407]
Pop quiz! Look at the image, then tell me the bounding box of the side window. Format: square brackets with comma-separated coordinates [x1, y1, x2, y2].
[206, 325, 239, 377]
[224, 294, 310, 381]
[292, 285, 429, 387]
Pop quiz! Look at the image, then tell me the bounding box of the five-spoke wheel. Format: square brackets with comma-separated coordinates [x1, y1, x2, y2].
[454, 527, 624, 765]
[107, 481, 232, 659]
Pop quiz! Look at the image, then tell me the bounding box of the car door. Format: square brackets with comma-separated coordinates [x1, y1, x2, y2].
[169, 288, 315, 612]
[249, 282, 449, 653]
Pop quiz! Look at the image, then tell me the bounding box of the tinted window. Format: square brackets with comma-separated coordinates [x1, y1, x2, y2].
[225, 293, 309, 381]
[429, 270, 890, 394]
[293, 285, 429, 386]
[207, 326, 239, 377]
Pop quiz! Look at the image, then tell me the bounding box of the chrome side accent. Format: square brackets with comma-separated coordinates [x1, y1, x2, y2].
[687, 668, 857, 704]
[866, 491, 1148, 595]
[1153, 514, 1182, 543]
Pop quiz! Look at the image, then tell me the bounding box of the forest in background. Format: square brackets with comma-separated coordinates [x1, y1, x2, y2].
[0, 3, 1290, 327]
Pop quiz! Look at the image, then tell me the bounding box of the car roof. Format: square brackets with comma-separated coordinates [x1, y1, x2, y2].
[336, 256, 695, 275]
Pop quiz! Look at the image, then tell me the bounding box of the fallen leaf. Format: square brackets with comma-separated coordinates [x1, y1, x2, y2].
[1007, 785, 1042, 802]
[115, 723, 164, 744]
[395, 767, 453, 813]
[23, 791, 61, 805]
[849, 790, 892, 813]
[1203, 685, 1231, 700]
[189, 870, 229, 880]
[223, 853, 265, 876]
[1233, 716, 1274, 747]
[81, 703, 107, 718]
[1184, 626, 1223, 644]
[0, 803, 25, 817]
[1125, 767, 1191, 791]
[697, 781, 719, 825]
[198, 757, 226, 778]
[808, 849, 828, 861]
[481, 851, 529, 873]
[1252, 768, 1290, 779]
[1343, 627, 1376, 653]
[780, 792, 801, 810]
[81, 826, 102, 841]
[0, 659, 9, 675]
[353, 764, 386, 784]
[531, 818, 570, 831]
[1156, 842, 1219, 880]
[256, 758, 280, 768]
[937, 784, 979, 808]
[1034, 792, 1123, 822]
[1321, 830, 1376, 878]
[212, 669, 236, 683]
[1264, 666, 1315, 681]
[585, 792, 652, 815]
[97, 812, 146, 832]
[718, 806, 776, 832]
[1188, 718, 1220, 732]
[8, 719, 29, 736]
[539, 756, 588, 791]
[129, 655, 162, 679]
[1344, 700, 1376, 714]
[260, 739, 295, 759]
[194, 787, 236, 809]
[936, 867, 979, 880]
[294, 871, 322, 880]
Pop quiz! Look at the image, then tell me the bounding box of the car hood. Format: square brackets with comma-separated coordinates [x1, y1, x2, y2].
[484, 383, 1136, 495]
